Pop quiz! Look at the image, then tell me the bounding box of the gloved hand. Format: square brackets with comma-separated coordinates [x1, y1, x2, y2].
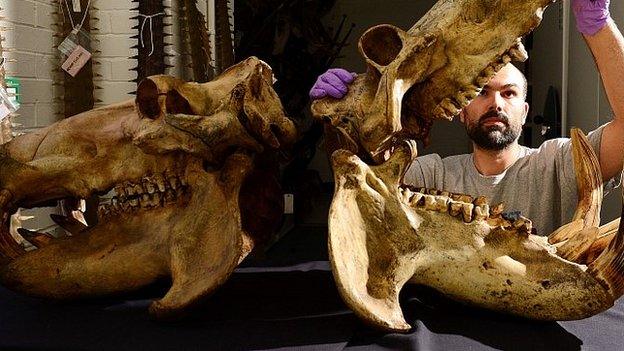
[309, 68, 357, 100]
[572, 0, 611, 36]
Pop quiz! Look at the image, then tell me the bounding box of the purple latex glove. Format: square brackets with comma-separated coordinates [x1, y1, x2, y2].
[309, 68, 357, 100]
[572, 0, 610, 36]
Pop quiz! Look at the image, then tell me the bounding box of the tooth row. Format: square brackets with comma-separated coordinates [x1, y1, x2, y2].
[98, 173, 187, 218]
[403, 187, 499, 224]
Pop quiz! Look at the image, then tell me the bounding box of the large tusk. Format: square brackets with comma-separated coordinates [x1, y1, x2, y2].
[548, 128, 602, 245]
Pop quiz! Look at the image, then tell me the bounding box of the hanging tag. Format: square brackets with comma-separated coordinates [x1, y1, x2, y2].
[71, 0, 81, 12]
[0, 86, 19, 121]
[284, 194, 294, 214]
[62, 45, 92, 77]
[58, 28, 91, 56]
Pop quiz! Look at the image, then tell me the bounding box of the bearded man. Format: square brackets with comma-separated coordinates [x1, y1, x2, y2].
[309, 0, 624, 234]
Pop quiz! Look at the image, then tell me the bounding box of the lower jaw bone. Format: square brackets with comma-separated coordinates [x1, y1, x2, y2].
[328, 130, 624, 332]
[0, 153, 256, 320]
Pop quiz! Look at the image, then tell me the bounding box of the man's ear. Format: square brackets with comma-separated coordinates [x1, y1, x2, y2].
[522, 102, 529, 125]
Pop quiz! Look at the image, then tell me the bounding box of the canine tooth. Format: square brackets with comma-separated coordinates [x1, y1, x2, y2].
[17, 228, 53, 248]
[462, 203, 474, 222]
[449, 201, 463, 217]
[424, 195, 437, 210]
[49, 214, 88, 234]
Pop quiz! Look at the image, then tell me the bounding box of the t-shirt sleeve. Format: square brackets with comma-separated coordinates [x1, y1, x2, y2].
[403, 153, 444, 188]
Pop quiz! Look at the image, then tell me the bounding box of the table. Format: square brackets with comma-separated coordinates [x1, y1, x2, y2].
[0, 260, 622, 351]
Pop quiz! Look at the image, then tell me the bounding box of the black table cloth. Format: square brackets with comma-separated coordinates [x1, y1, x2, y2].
[0, 260, 622, 351]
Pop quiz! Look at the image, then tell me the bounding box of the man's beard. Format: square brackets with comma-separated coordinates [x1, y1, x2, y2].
[466, 110, 522, 151]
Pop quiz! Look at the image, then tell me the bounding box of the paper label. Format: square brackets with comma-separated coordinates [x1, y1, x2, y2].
[72, 0, 81, 12]
[62, 45, 92, 77]
[0, 104, 10, 121]
[284, 194, 294, 214]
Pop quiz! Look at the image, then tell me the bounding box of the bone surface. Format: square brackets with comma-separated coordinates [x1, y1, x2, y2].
[0, 57, 296, 319]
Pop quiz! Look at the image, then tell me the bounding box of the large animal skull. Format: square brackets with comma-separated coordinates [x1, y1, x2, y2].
[312, 0, 553, 162]
[0, 57, 296, 318]
[329, 129, 623, 332]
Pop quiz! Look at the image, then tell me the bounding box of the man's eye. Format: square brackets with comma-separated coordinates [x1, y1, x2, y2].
[503, 90, 517, 98]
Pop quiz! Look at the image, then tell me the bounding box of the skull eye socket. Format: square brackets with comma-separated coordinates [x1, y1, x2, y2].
[136, 79, 161, 120]
[360, 25, 404, 67]
[165, 89, 194, 115]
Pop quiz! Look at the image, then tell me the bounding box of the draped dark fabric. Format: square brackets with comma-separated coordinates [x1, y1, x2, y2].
[0, 260, 621, 351]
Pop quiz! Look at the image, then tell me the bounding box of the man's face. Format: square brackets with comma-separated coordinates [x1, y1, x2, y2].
[460, 63, 529, 151]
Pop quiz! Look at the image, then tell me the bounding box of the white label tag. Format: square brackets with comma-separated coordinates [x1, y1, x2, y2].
[61, 45, 92, 77]
[0, 104, 10, 121]
[72, 0, 81, 12]
[284, 194, 294, 214]
[58, 35, 78, 57]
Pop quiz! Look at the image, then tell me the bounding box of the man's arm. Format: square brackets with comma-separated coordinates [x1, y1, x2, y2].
[584, 19, 624, 181]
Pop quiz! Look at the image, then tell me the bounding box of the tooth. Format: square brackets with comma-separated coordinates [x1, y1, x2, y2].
[50, 214, 88, 234]
[169, 177, 180, 190]
[491, 203, 504, 217]
[98, 204, 110, 216]
[440, 191, 450, 197]
[180, 177, 187, 187]
[129, 198, 139, 207]
[120, 202, 131, 212]
[433, 105, 449, 120]
[449, 201, 463, 217]
[424, 195, 437, 210]
[418, 187, 427, 193]
[164, 190, 176, 203]
[427, 189, 439, 196]
[17, 228, 54, 249]
[434, 195, 449, 212]
[126, 182, 136, 196]
[462, 203, 474, 223]
[410, 192, 424, 206]
[143, 179, 156, 194]
[509, 42, 528, 61]
[400, 188, 413, 202]
[500, 54, 512, 64]
[475, 75, 490, 86]
[152, 192, 162, 206]
[154, 174, 167, 192]
[440, 98, 460, 116]
[140, 194, 151, 207]
[111, 197, 120, 211]
[473, 196, 489, 221]
[115, 185, 126, 197]
[134, 184, 144, 195]
[455, 92, 470, 107]
[514, 217, 533, 233]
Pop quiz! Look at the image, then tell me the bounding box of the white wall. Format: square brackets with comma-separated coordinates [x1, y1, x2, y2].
[0, 0, 60, 134]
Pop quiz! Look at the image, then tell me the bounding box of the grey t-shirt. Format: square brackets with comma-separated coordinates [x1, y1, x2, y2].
[404, 125, 619, 236]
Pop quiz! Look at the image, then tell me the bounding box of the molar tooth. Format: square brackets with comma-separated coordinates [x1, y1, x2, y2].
[140, 194, 151, 207]
[440, 191, 450, 197]
[462, 203, 474, 223]
[125, 182, 136, 196]
[152, 192, 162, 206]
[97, 204, 109, 217]
[154, 174, 167, 192]
[143, 179, 156, 194]
[134, 184, 144, 195]
[500, 54, 512, 64]
[111, 197, 120, 211]
[400, 188, 413, 202]
[473, 196, 490, 221]
[410, 192, 424, 206]
[449, 201, 463, 217]
[514, 217, 533, 233]
[509, 41, 528, 61]
[114, 186, 126, 197]
[169, 177, 180, 190]
[433, 105, 449, 120]
[434, 195, 449, 212]
[440, 98, 460, 116]
[424, 195, 437, 211]
[129, 198, 139, 208]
